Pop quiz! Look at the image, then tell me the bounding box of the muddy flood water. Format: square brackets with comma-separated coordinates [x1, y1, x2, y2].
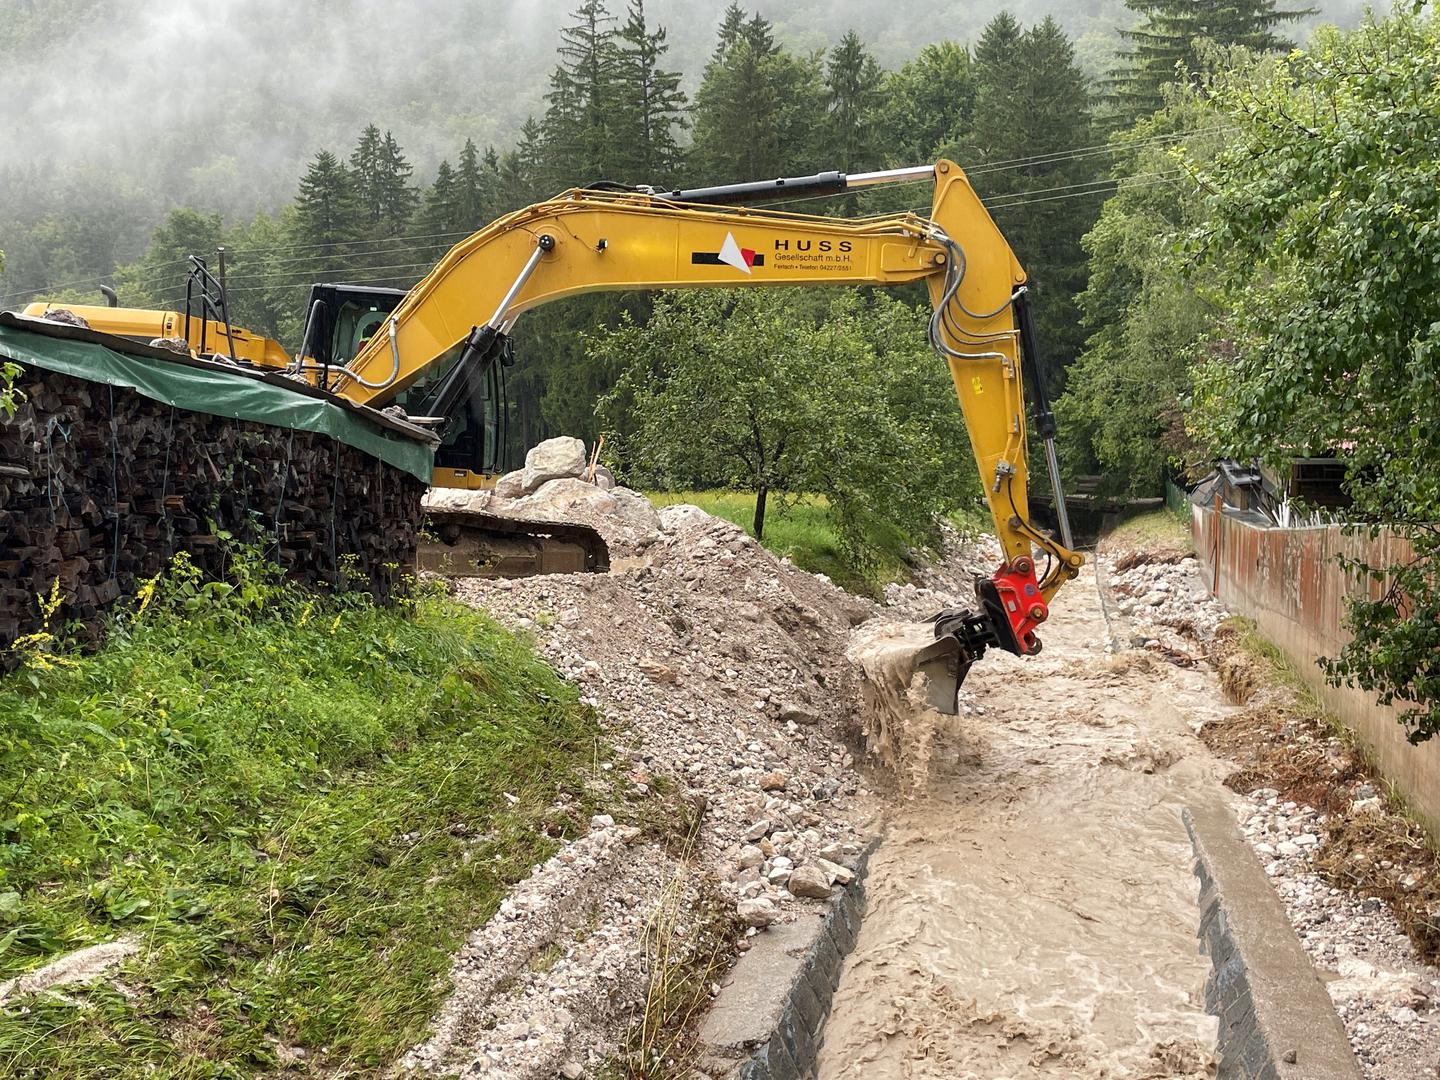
[821, 568, 1239, 1079]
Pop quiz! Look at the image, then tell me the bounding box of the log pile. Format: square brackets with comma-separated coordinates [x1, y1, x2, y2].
[0, 366, 426, 667]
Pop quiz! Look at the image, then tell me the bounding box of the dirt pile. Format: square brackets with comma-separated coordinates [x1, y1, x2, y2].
[414, 497, 916, 1076]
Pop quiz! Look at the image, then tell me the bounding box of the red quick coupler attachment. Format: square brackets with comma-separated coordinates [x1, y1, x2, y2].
[989, 555, 1049, 656]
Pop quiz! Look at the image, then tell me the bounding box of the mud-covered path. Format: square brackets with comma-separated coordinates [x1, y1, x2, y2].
[819, 568, 1236, 1079]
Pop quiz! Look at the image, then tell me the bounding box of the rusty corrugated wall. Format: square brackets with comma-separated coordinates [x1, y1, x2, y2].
[1193, 506, 1440, 834]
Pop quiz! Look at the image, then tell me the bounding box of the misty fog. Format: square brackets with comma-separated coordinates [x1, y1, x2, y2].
[1, 0, 1370, 222]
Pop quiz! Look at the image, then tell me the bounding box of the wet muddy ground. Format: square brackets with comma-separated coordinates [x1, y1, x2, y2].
[820, 568, 1237, 1079]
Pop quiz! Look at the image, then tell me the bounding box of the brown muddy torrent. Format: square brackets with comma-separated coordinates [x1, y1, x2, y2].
[824, 568, 1240, 1079]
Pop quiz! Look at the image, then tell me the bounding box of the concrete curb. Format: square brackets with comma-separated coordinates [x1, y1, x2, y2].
[1185, 801, 1362, 1080]
[698, 840, 878, 1080]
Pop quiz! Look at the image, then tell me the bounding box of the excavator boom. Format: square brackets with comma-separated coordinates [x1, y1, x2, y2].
[22, 160, 1083, 703]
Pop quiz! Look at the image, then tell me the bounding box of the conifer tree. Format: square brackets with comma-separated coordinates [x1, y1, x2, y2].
[963, 15, 1097, 380]
[514, 118, 549, 202]
[454, 139, 490, 227]
[413, 159, 460, 260]
[823, 30, 885, 173]
[541, 0, 620, 188]
[350, 124, 385, 226]
[292, 150, 362, 255]
[613, 0, 686, 184]
[1110, 0, 1311, 119]
[711, 2, 747, 62]
[883, 41, 975, 165]
[373, 131, 418, 238]
[691, 8, 821, 179]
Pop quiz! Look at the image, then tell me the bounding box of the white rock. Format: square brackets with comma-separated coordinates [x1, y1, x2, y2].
[736, 845, 765, 869]
[609, 487, 662, 533]
[658, 503, 714, 533]
[492, 469, 526, 499]
[787, 864, 832, 899]
[511, 477, 617, 521]
[590, 814, 615, 830]
[423, 487, 492, 512]
[522, 436, 588, 493]
[736, 897, 780, 927]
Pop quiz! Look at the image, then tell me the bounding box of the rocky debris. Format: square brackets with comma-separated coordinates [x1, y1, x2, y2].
[879, 523, 999, 620]
[420, 492, 902, 1075]
[39, 307, 90, 328]
[1239, 788, 1440, 1079]
[403, 819, 693, 1079]
[1101, 550, 1227, 656]
[521, 436, 588, 493]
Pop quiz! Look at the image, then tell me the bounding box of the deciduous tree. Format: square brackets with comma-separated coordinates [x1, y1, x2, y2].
[1185, 12, 1440, 741]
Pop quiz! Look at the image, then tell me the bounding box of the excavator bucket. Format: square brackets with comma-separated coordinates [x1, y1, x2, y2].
[910, 635, 971, 716]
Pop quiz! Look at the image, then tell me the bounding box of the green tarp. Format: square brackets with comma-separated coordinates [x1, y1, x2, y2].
[0, 321, 435, 483]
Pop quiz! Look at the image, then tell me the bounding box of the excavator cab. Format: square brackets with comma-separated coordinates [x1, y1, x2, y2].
[296, 283, 512, 488]
[297, 284, 407, 377]
[397, 344, 512, 486]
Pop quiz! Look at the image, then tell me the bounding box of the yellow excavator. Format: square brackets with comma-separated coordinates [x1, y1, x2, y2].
[23, 160, 1083, 700]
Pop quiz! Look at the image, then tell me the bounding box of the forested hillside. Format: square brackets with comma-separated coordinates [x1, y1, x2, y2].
[0, 0, 1366, 224]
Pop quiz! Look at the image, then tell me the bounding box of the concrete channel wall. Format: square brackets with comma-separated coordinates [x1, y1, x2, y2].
[1191, 506, 1440, 834]
[1186, 801, 1362, 1080]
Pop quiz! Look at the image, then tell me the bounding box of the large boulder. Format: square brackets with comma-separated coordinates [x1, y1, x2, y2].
[423, 487, 492, 512]
[609, 488, 662, 534]
[492, 469, 526, 500]
[658, 503, 714, 534]
[510, 477, 618, 521]
[521, 437, 587, 493]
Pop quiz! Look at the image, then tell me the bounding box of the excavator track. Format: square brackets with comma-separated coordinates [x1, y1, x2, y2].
[419, 508, 610, 578]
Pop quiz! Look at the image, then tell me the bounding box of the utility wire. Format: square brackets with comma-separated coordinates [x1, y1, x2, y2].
[6, 126, 1219, 305]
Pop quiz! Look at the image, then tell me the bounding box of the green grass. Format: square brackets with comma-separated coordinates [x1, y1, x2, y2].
[0, 556, 612, 1077]
[647, 490, 918, 595]
[1104, 507, 1194, 553]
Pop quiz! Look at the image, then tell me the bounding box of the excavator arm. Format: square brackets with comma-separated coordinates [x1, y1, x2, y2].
[330, 161, 1082, 654]
[27, 159, 1083, 697]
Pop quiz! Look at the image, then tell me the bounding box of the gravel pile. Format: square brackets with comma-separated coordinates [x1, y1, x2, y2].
[415, 496, 908, 1076]
[1102, 552, 1228, 657]
[1240, 788, 1440, 1079]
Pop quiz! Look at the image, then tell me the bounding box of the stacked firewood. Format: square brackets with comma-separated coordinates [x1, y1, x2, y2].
[0, 367, 426, 665]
